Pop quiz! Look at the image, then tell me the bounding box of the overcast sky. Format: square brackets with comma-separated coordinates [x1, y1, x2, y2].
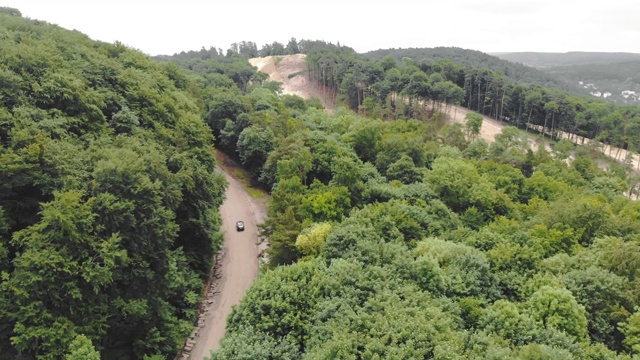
[4, 0, 639, 56]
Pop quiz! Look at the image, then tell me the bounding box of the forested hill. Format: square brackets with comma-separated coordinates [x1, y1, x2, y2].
[544, 61, 640, 101]
[204, 48, 640, 360]
[492, 52, 640, 104]
[4, 9, 640, 357]
[146, 40, 640, 359]
[494, 51, 640, 67]
[364, 47, 577, 92]
[0, 10, 228, 359]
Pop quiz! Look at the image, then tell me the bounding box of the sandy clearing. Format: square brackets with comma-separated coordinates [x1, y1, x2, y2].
[444, 104, 552, 152]
[446, 105, 505, 143]
[249, 55, 335, 111]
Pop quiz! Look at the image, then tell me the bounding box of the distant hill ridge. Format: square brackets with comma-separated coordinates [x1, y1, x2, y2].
[492, 51, 640, 67]
[363, 46, 577, 92]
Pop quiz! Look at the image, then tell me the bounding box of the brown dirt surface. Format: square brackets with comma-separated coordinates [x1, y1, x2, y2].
[444, 104, 552, 152]
[446, 104, 506, 144]
[249, 54, 335, 111]
[185, 153, 267, 360]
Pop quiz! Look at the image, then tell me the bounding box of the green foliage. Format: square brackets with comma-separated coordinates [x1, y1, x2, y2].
[214, 74, 640, 355]
[623, 309, 640, 354]
[481, 300, 539, 346]
[207, 326, 300, 360]
[305, 286, 458, 359]
[65, 335, 100, 360]
[552, 139, 575, 160]
[526, 286, 588, 340]
[300, 184, 351, 222]
[415, 238, 500, 300]
[563, 266, 629, 349]
[344, 118, 383, 163]
[0, 15, 226, 359]
[529, 224, 580, 257]
[295, 222, 332, 259]
[227, 260, 326, 350]
[0, 7, 21, 16]
[465, 111, 483, 141]
[237, 125, 275, 171]
[386, 154, 423, 184]
[77, 39, 640, 359]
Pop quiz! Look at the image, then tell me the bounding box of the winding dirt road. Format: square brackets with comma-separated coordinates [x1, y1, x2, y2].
[188, 168, 264, 360]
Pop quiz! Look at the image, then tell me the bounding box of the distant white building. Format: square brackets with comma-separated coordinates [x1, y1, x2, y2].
[603, 92, 612, 98]
[591, 91, 602, 97]
[622, 91, 637, 100]
[579, 81, 584, 85]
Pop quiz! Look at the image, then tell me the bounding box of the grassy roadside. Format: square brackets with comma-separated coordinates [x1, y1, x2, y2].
[215, 151, 269, 209]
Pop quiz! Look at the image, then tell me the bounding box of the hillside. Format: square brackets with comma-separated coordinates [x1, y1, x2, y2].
[543, 61, 640, 103]
[494, 51, 640, 67]
[492, 52, 640, 104]
[0, 11, 227, 359]
[3, 11, 640, 358]
[208, 57, 640, 360]
[248, 54, 335, 110]
[364, 47, 577, 92]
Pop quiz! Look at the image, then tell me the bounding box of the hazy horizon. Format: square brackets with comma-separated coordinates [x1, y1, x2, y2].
[3, 0, 640, 57]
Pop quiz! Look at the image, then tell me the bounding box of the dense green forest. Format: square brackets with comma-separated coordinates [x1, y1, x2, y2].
[304, 45, 640, 157]
[364, 47, 578, 93]
[202, 68, 640, 359]
[154, 38, 352, 62]
[5, 7, 640, 359]
[0, 11, 229, 359]
[153, 40, 640, 359]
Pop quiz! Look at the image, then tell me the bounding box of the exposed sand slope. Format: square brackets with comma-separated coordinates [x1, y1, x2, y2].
[249, 55, 335, 110]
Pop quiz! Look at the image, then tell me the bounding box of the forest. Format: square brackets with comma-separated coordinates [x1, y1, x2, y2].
[4, 6, 640, 359]
[543, 62, 640, 101]
[302, 44, 640, 160]
[492, 52, 640, 104]
[364, 47, 577, 93]
[0, 10, 228, 359]
[153, 40, 640, 358]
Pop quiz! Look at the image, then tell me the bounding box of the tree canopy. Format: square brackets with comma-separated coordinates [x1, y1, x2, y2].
[0, 13, 227, 359]
[3, 9, 640, 360]
[201, 49, 640, 358]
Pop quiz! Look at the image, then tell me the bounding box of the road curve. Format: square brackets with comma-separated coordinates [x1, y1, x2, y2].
[188, 168, 263, 360]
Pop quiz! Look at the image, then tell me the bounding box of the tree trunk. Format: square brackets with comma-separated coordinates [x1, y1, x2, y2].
[477, 81, 481, 113]
[500, 89, 505, 121]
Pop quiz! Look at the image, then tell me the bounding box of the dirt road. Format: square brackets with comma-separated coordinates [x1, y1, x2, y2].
[187, 168, 264, 360]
